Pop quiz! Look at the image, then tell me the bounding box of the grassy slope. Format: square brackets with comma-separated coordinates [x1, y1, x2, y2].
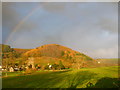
[2, 66, 119, 88]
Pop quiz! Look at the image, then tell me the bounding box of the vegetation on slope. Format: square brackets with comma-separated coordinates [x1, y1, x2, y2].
[13, 48, 31, 54]
[0, 44, 13, 53]
[23, 44, 95, 68]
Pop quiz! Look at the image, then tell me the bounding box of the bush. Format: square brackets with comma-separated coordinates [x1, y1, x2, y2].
[52, 64, 59, 70]
[61, 51, 64, 56]
[59, 60, 65, 69]
[44, 65, 49, 70]
[1, 44, 14, 53]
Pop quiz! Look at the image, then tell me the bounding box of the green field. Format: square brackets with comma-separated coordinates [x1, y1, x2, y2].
[2, 66, 119, 88]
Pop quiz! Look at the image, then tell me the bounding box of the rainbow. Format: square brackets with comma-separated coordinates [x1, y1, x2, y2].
[4, 5, 41, 44]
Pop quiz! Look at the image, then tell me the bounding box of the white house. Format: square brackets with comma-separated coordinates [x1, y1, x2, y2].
[49, 65, 52, 69]
[98, 61, 100, 64]
[9, 67, 14, 72]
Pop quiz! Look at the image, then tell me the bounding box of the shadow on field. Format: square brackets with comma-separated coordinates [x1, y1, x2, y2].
[86, 77, 119, 88]
[66, 71, 97, 88]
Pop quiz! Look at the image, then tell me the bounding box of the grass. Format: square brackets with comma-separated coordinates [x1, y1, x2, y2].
[2, 71, 24, 77]
[2, 66, 119, 88]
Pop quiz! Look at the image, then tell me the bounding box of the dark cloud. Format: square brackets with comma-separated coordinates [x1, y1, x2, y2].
[97, 18, 118, 33]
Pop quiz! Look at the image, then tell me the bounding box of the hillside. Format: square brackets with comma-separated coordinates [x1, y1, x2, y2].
[24, 44, 96, 68]
[13, 48, 31, 54]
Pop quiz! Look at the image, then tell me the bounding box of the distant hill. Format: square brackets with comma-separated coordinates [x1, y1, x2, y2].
[96, 58, 118, 66]
[23, 44, 96, 68]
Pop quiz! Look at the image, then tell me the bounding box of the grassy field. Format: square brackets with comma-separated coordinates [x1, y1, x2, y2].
[2, 66, 119, 88]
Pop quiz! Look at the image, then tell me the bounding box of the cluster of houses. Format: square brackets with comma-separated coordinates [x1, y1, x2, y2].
[0, 57, 53, 72]
[0, 57, 35, 72]
[1, 65, 28, 72]
[1, 64, 52, 72]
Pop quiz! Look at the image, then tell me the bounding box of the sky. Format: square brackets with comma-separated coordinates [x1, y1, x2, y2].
[2, 2, 118, 58]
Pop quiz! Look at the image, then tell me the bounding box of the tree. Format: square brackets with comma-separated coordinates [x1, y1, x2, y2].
[61, 51, 64, 56]
[2, 44, 14, 53]
[59, 60, 65, 69]
[44, 65, 49, 70]
[52, 64, 59, 70]
[13, 51, 21, 58]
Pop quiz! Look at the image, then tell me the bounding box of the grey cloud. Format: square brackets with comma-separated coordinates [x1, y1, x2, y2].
[16, 21, 39, 33]
[2, 2, 20, 25]
[89, 45, 118, 58]
[97, 18, 118, 33]
[0, 2, 2, 44]
[40, 2, 66, 13]
[41, 2, 118, 34]
[2, 2, 20, 43]
[2, 2, 40, 43]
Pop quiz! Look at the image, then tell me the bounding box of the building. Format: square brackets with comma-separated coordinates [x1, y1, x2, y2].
[27, 57, 35, 69]
[9, 67, 14, 72]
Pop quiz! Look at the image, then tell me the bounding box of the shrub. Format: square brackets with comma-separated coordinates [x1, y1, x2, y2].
[52, 64, 59, 70]
[59, 60, 65, 69]
[61, 51, 64, 56]
[44, 65, 49, 70]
